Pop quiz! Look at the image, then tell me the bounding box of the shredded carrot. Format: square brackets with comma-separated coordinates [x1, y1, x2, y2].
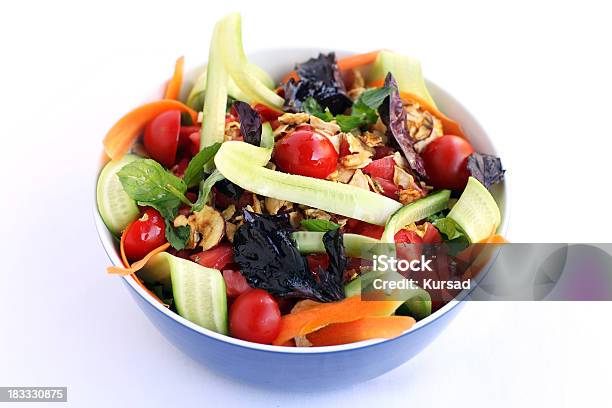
[478, 234, 508, 244]
[337, 50, 380, 71]
[272, 296, 404, 346]
[103, 100, 198, 161]
[164, 56, 185, 100]
[280, 51, 381, 85]
[306, 316, 415, 346]
[107, 243, 170, 276]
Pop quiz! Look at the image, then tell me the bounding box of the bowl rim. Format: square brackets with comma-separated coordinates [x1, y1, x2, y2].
[94, 47, 510, 354]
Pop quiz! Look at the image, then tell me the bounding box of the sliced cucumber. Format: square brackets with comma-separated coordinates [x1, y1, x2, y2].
[214, 141, 402, 225]
[447, 177, 501, 243]
[186, 63, 275, 110]
[367, 50, 437, 109]
[344, 271, 432, 320]
[218, 13, 284, 110]
[381, 190, 451, 242]
[292, 231, 380, 258]
[260, 122, 274, 148]
[96, 155, 140, 235]
[143, 252, 228, 334]
[200, 20, 229, 148]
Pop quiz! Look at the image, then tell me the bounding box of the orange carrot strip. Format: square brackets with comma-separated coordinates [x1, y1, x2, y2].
[478, 234, 508, 244]
[103, 100, 198, 161]
[272, 296, 404, 346]
[337, 50, 380, 72]
[280, 51, 381, 85]
[306, 316, 415, 346]
[119, 222, 132, 268]
[164, 56, 185, 100]
[107, 243, 170, 276]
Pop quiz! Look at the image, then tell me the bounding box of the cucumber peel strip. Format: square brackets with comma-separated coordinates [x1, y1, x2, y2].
[447, 177, 501, 243]
[186, 63, 275, 109]
[140, 252, 228, 335]
[381, 189, 451, 242]
[200, 21, 228, 148]
[219, 13, 284, 110]
[292, 231, 380, 258]
[368, 50, 437, 109]
[214, 141, 402, 225]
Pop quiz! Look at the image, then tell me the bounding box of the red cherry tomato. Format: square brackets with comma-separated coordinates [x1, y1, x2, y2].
[123, 208, 166, 262]
[421, 135, 474, 190]
[229, 289, 281, 344]
[422, 222, 443, 244]
[190, 244, 234, 270]
[143, 110, 181, 167]
[222, 270, 251, 298]
[253, 104, 282, 122]
[274, 130, 338, 179]
[363, 156, 396, 181]
[349, 221, 385, 240]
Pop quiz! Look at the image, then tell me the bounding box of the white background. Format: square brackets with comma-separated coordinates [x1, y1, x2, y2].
[1, 0, 611, 406]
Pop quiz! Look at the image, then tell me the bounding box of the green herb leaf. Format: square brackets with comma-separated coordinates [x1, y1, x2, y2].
[165, 221, 191, 250]
[432, 217, 465, 241]
[303, 97, 334, 121]
[118, 158, 190, 210]
[300, 219, 340, 232]
[356, 87, 393, 110]
[182, 143, 222, 188]
[193, 169, 226, 212]
[335, 115, 365, 132]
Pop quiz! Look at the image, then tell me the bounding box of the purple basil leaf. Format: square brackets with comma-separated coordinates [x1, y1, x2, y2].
[233, 101, 262, 146]
[466, 153, 505, 189]
[378, 72, 427, 180]
[233, 211, 345, 302]
[282, 53, 352, 115]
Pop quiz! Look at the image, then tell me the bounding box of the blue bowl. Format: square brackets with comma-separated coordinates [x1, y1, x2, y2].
[95, 48, 508, 389]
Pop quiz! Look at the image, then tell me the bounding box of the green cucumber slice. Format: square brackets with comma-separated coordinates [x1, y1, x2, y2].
[142, 252, 228, 334]
[186, 63, 275, 110]
[96, 155, 140, 235]
[292, 231, 380, 258]
[200, 21, 229, 148]
[381, 190, 451, 242]
[447, 177, 501, 243]
[344, 271, 432, 320]
[367, 50, 437, 109]
[214, 141, 403, 225]
[219, 13, 284, 110]
[260, 122, 274, 148]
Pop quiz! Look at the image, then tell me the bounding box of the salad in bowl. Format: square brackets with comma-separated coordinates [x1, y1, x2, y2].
[96, 13, 505, 350]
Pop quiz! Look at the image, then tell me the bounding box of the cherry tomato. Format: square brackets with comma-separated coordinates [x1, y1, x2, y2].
[363, 156, 395, 181]
[144, 110, 181, 167]
[253, 104, 282, 122]
[422, 222, 443, 244]
[190, 244, 234, 270]
[394, 229, 423, 244]
[274, 129, 338, 179]
[348, 221, 385, 240]
[229, 289, 281, 344]
[123, 208, 166, 262]
[421, 135, 474, 190]
[222, 270, 251, 298]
